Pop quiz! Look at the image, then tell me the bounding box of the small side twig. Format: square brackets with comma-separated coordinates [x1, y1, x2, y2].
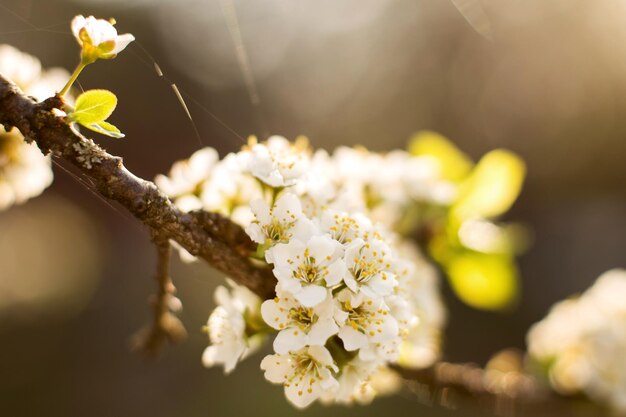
[132, 235, 187, 357]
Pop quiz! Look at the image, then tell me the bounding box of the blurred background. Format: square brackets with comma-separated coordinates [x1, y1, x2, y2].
[0, 0, 625, 416]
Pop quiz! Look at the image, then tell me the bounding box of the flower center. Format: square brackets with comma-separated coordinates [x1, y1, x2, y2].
[294, 257, 322, 284]
[288, 307, 315, 327]
[263, 219, 293, 242]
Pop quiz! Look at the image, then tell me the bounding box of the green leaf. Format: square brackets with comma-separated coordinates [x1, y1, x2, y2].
[82, 120, 125, 138]
[446, 251, 519, 310]
[452, 149, 526, 220]
[70, 89, 118, 125]
[408, 131, 474, 182]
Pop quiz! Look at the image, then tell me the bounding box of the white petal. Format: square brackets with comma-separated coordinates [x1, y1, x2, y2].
[318, 371, 339, 392]
[260, 298, 289, 330]
[278, 277, 302, 294]
[260, 354, 291, 383]
[250, 198, 271, 224]
[290, 218, 318, 242]
[111, 33, 135, 54]
[344, 238, 365, 265]
[285, 380, 319, 409]
[314, 296, 336, 319]
[245, 223, 265, 244]
[374, 315, 399, 342]
[307, 319, 339, 346]
[71, 15, 86, 42]
[213, 286, 231, 308]
[307, 345, 335, 367]
[274, 329, 307, 354]
[307, 234, 341, 262]
[223, 345, 246, 373]
[367, 273, 396, 297]
[334, 308, 349, 325]
[263, 169, 284, 187]
[270, 240, 305, 268]
[343, 275, 358, 292]
[358, 346, 379, 362]
[201, 346, 219, 368]
[339, 326, 368, 351]
[272, 193, 302, 222]
[324, 258, 346, 287]
[295, 285, 327, 307]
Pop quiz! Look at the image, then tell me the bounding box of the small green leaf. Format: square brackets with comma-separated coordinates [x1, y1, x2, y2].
[83, 120, 125, 138]
[70, 89, 118, 125]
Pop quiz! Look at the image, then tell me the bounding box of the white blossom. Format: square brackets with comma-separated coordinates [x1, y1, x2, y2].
[394, 241, 446, 368]
[335, 290, 399, 353]
[342, 238, 397, 299]
[527, 269, 626, 412]
[261, 289, 338, 354]
[202, 281, 265, 374]
[238, 136, 310, 188]
[268, 234, 346, 307]
[0, 45, 72, 211]
[200, 153, 261, 225]
[318, 209, 375, 245]
[246, 192, 316, 246]
[71, 15, 135, 61]
[321, 358, 380, 405]
[260, 345, 339, 408]
[0, 44, 41, 90]
[155, 147, 218, 199]
[0, 131, 53, 211]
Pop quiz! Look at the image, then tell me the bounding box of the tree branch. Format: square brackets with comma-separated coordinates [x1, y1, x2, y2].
[392, 356, 589, 416]
[0, 74, 275, 300]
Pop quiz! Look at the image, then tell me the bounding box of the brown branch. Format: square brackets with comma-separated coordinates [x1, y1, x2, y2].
[392, 352, 596, 417]
[0, 74, 275, 300]
[132, 234, 186, 356]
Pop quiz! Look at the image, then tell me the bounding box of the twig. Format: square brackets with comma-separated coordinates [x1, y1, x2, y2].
[132, 234, 186, 356]
[392, 354, 591, 417]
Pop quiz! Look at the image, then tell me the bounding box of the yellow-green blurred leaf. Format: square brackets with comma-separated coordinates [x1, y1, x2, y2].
[453, 149, 525, 219]
[446, 251, 519, 310]
[408, 131, 474, 182]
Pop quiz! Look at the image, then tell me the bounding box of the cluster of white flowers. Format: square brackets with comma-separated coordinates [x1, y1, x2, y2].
[157, 136, 447, 408]
[0, 45, 73, 211]
[527, 269, 626, 412]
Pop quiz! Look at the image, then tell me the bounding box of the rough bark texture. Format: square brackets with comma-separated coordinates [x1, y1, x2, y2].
[0, 74, 276, 300]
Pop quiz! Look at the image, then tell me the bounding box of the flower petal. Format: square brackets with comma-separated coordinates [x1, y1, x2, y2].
[339, 326, 368, 351]
[111, 33, 135, 54]
[295, 285, 327, 307]
[274, 328, 307, 354]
